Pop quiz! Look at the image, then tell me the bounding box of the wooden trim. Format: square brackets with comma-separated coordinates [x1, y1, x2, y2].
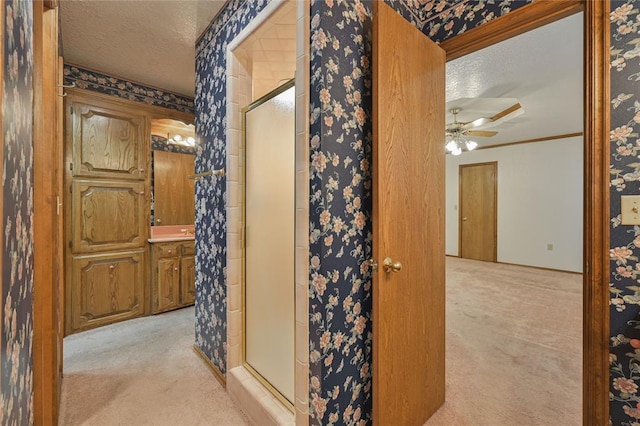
[473, 132, 584, 151]
[583, 0, 610, 423]
[0, 0, 4, 405]
[441, 0, 584, 61]
[458, 162, 497, 262]
[193, 345, 227, 388]
[33, 3, 60, 424]
[496, 261, 582, 276]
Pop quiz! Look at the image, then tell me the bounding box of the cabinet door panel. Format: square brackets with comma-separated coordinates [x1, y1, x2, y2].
[155, 257, 180, 313]
[72, 179, 146, 252]
[72, 102, 145, 180]
[180, 255, 196, 306]
[69, 250, 144, 334]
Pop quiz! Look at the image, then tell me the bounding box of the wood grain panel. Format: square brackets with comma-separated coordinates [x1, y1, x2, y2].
[154, 257, 180, 313]
[459, 162, 497, 262]
[72, 179, 146, 252]
[153, 151, 195, 225]
[72, 102, 145, 180]
[372, 3, 445, 424]
[181, 255, 196, 305]
[69, 250, 144, 333]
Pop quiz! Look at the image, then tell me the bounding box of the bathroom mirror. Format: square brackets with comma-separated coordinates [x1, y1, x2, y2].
[150, 119, 196, 226]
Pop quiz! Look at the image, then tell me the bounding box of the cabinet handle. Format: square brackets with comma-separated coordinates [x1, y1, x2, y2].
[139, 168, 145, 173]
[174, 267, 179, 271]
[109, 264, 115, 270]
[167, 250, 172, 254]
[139, 191, 145, 195]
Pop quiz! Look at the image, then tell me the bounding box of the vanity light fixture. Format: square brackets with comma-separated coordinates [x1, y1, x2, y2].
[167, 133, 196, 147]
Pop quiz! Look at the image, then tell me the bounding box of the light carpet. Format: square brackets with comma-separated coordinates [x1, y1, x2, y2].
[426, 257, 582, 425]
[59, 307, 249, 426]
[60, 258, 582, 425]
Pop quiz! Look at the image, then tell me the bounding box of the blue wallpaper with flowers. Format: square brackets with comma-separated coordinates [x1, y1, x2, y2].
[2, 0, 34, 423]
[194, 0, 271, 375]
[609, 1, 640, 424]
[63, 64, 195, 114]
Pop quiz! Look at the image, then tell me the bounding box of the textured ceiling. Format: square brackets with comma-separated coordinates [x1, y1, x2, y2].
[60, 0, 226, 96]
[234, 1, 297, 101]
[446, 12, 583, 147]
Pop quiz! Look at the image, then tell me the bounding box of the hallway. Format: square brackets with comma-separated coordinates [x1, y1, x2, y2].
[59, 307, 248, 425]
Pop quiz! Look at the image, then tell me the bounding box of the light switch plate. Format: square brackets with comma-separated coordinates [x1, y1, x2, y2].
[621, 195, 640, 225]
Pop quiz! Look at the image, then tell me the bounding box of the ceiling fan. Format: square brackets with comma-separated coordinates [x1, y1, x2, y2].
[445, 102, 524, 155]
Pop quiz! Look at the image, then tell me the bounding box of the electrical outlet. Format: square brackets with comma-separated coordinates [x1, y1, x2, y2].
[547, 244, 553, 251]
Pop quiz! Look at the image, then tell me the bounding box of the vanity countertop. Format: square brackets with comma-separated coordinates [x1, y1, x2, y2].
[148, 225, 195, 243]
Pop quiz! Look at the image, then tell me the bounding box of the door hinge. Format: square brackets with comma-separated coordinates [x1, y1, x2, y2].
[69, 184, 72, 193]
[366, 258, 378, 273]
[68, 241, 73, 249]
[69, 162, 73, 171]
[56, 195, 62, 216]
[70, 106, 74, 115]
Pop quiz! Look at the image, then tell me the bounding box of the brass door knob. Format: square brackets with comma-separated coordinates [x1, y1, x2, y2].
[383, 257, 402, 273]
[463, 217, 468, 221]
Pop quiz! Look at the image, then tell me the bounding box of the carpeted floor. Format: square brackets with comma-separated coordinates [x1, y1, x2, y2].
[60, 258, 582, 425]
[426, 257, 582, 425]
[59, 307, 249, 426]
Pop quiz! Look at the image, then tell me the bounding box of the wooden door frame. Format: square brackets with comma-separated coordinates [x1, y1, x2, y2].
[33, 1, 61, 424]
[458, 162, 497, 262]
[441, 0, 608, 423]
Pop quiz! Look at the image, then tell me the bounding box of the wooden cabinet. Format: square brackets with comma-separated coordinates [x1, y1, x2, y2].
[151, 241, 196, 313]
[72, 179, 146, 252]
[69, 250, 145, 332]
[70, 100, 146, 180]
[64, 89, 194, 335]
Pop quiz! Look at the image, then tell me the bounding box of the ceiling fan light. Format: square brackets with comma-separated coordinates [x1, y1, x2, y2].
[465, 140, 478, 151]
[451, 146, 462, 156]
[445, 140, 458, 152]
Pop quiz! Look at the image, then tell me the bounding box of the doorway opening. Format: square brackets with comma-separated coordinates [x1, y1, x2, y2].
[438, 11, 584, 423]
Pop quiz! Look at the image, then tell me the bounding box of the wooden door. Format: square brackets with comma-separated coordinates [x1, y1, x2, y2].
[71, 101, 145, 180]
[155, 257, 180, 312]
[372, 3, 445, 424]
[71, 179, 146, 252]
[459, 162, 497, 262]
[153, 151, 195, 225]
[69, 250, 144, 333]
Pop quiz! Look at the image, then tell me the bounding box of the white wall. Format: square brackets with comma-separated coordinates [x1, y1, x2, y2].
[445, 137, 583, 273]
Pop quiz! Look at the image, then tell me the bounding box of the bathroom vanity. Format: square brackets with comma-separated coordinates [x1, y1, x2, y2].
[148, 226, 196, 314]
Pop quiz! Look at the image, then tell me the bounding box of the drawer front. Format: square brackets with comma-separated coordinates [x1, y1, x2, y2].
[182, 242, 195, 256]
[154, 243, 181, 258]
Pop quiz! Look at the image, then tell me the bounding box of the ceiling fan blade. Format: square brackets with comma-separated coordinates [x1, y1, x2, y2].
[462, 103, 524, 130]
[466, 130, 498, 137]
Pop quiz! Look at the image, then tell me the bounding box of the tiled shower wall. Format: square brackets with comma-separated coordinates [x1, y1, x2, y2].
[2, 0, 35, 423]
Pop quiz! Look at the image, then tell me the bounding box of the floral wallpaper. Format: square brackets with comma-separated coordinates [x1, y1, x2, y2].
[609, 1, 640, 424]
[194, 0, 270, 375]
[2, 0, 35, 423]
[63, 64, 195, 114]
